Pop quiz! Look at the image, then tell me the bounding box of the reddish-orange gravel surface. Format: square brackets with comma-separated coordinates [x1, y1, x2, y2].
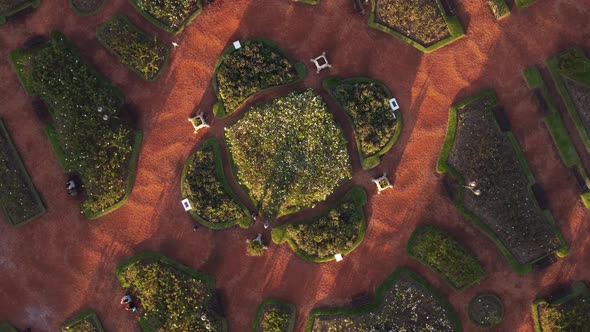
[1, 0, 590, 331]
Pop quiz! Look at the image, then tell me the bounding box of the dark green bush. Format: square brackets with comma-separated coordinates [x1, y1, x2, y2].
[253, 300, 295, 332]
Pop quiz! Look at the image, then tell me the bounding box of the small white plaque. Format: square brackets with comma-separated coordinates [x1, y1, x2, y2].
[233, 40, 241, 50]
[181, 198, 192, 211]
[335, 253, 343, 262]
[389, 98, 399, 112]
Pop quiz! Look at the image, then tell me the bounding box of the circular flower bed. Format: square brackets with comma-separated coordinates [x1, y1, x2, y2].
[468, 293, 504, 328]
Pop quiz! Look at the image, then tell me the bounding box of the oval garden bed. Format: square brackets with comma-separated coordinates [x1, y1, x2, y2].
[468, 293, 504, 328]
[252, 299, 296, 332]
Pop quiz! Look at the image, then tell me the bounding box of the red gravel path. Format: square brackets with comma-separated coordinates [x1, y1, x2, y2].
[0, 0, 589, 331]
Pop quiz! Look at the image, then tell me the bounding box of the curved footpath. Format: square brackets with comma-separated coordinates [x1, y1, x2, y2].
[0, 0, 589, 331]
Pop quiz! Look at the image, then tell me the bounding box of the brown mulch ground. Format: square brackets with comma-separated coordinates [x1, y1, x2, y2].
[0, 0, 589, 331]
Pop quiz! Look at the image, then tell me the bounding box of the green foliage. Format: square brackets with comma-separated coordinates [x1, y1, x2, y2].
[406, 225, 485, 290]
[226, 89, 351, 218]
[70, 0, 105, 15]
[118, 253, 224, 332]
[261, 307, 291, 332]
[0, 322, 18, 332]
[10, 31, 139, 217]
[515, 0, 541, 8]
[247, 239, 266, 257]
[467, 294, 504, 328]
[215, 40, 300, 115]
[182, 139, 248, 228]
[488, 0, 510, 19]
[97, 13, 169, 81]
[555, 48, 590, 85]
[535, 282, 590, 332]
[0, 0, 39, 21]
[61, 310, 104, 332]
[132, 0, 202, 32]
[0, 120, 45, 226]
[252, 300, 296, 332]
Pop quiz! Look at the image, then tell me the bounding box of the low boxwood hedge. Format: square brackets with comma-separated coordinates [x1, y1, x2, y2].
[0, 322, 18, 332]
[69, 0, 105, 15]
[61, 309, 104, 332]
[0, 0, 40, 24]
[252, 299, 296, 332]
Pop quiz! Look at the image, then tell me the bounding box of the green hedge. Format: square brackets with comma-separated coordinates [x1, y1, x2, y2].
[0, 0, 40, 24]
[488, 0, 510, 19]
[297, 0, 319, 4]
[61, 309, 104, 332]
[128, 0, 202, 34]
[515, 0, 541, 8]
[532, 281, 589, 332]
[368, 0, 464, 53]
[0, 322, 18, 332]
[252, 299, 296, 332]
[69, 0, 105, 16]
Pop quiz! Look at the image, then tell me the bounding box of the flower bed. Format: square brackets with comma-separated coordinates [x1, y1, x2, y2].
[468, 293, 504, 328]
[306, 267, 460, 331]
[181, 139, 250, 229]
[406, 225, 485, 290]
[437, 89, 567, 274]
[369, 0, 464, 53]
[129, 0, 202, 33]
[324, 76, 402, 169]
[116, 252, 227, 332]
[0, 119, 45, 227]
[70, 0, 104, 15]
[213, 39, 306, 118]
[97, 13, 170, 81]
[61, 309, 104, 332]
[225, 89, 351, 219]
[252, 299, 296, 332]
[532, 282, 590, 332]
[271, 187, 366, 262]
[9, 31, 142, 219]
[0, 0, 40, 24]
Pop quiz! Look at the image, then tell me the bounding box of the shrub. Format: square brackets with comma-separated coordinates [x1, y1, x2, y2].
[0, 0, 40, 23]
[488, 0, 510, 19]
[10, 31, 140, 218]
[0, 322, 18, 332]
[131, 0, 202, 33]
[535, 282, 590, 332]
[253, 299, 296, 332]
[97, 13, 169, 81]
[247, 239, 266, 257]
[406, 225, 485, 290]
[225, 89, 351, 218]
[61, 310, 104, 332]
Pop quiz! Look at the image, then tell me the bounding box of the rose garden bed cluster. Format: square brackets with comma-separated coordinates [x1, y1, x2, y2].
[61, 310, 104, 332]
[252, 299, 296, 332]
[130, 0, 202, 33]
[225, 89, 351, 219]
[0, 0, 40, 24]
[324, 76, 402, 169]
[97, 13, 170, 81]
[406, 225, 485, 290]
[533, 282, 590, 332]
[437, 89, 567, 274]
[10, 31, 142, 219]
[306, 267, 460, 331]
[0, 119, 45, 226]
[271, 187, 367, 262]
[181, 139, 250, 229]
[116, 252, 226, 332]
[213, 39, 305, 118]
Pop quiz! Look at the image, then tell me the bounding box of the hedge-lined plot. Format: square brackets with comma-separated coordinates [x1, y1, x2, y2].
[324, 76, 402, 169]
[225, 89, 351, 219]
[272, 187, 367, 263]
[61, 309, 104, 332]
[181, 139, 250, 229]
[252, 299, 296, 332]
[0, 0, 40, 24]
[524, 65, 590, 208]
[306, 267, 460, 331]
[97, 13, 170, 81]
[130, 0, 202, 33]
[406, 225, 485, 290]
[0, 119, 45, 227]
[369, 0, 464, 53]
[10, 31, 142, 219]
[437, 89, 567, 274]
[116, 252, 227, 332]
[213, 39, 306, 118]
[532, 282, 590, 332]
[70, 0, 104, 15]
[468, 293, 504, 328]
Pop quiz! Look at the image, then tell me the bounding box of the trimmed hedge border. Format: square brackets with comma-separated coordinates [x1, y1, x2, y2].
[467, 293, 504, 328]
[368, 0, 464, 53]
[96, 13, 171, 81]
[180, 138, 251, 229]
[323, 76, 403, 170]
[305, 266, 462, 332]
[128, 0, 202, 34]
[524, 65, 590, 208]
[211, 38, 307, 119]
[0, 0, 40, 24]
[436, 89, 568, 275]
[0, 322, 18, 332]
[251, 299, 296, 332]
[297, 0, 319, 4]
[532, 281, 589, 332]
[271, 186, 367, 263]
[116, 251, 228, 332]
[69, 0, 105, 16]
[488, 0, 510, 20]
[0, 119, 46, 227]
[515, 0, 541, 8]
[61, 309, 104, 332]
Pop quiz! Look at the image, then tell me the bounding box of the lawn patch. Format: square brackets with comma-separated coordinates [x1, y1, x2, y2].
[406, 225, 485, 290]
[532, 282, 590, 332]
[116, 252, 227, 332]
[225, 89, 351, 219]
[323, 76, 402, 169]
[488, 0, 510, 19]
[437, 89, 567, 274]
[10, 31, 142, 219]
[129, 0, 202, 33]
[213, 39, 306, 118]
[306, 267, 461, 331]
[0, 0, 40, 24]
[252, 299, 296, 332]
[272, 187, 366, 263]
[61, 309, 104, 332]
[468, 293, 504, 328]
[97, 13, 170, 81]
[0, 119, 45, 227]
[181, 139, 250, 229]
[70, 0, 105, 15]
[369, 0, 464, 53]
